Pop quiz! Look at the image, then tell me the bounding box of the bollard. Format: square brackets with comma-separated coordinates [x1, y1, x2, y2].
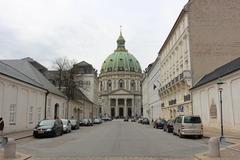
[208, 137, 220, 157]
[4, 138, 16, 159]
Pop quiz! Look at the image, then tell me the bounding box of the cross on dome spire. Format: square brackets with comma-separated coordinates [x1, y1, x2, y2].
[116, 26, 127, 51]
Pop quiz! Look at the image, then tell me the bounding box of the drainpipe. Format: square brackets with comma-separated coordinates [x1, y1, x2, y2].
[44, 90, 49, 119]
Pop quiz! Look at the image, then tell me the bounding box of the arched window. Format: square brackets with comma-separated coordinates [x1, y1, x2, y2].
[119, 79, 124, 89]
[107, 80, 112, 91]
[130, 80, 135, 91]
[100, 81, 103, 91]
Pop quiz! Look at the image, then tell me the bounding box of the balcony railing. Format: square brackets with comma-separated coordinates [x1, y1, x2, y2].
[169, 99, 177, 106]
[159, 70, 191, 95]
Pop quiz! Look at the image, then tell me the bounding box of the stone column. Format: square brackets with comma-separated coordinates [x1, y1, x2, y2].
[115, 99, 118, 117]
[132, 98, 135, 117]
[124, 99, 127, 118]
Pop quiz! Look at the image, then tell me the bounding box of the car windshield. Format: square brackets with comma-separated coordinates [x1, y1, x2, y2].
[39, 120, 55, 126]
[184, 116, 201, 123]
[70, 120, 76, 124]
[61, 119, 68, 125]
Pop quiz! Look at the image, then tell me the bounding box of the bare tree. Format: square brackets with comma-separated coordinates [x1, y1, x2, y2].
[53, 57, 77, 99]
[53, 57, 68, 90]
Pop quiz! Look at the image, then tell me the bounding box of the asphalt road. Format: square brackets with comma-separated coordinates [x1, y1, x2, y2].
[17, 120, 215, 159]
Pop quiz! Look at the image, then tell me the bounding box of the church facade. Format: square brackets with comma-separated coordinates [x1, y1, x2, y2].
[98, 32, 142, 118]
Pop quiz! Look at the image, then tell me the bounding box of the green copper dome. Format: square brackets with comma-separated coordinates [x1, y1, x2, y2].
[101, 32, 142, 74]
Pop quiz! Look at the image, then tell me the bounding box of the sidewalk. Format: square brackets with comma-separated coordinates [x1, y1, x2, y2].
[194, 143, 240, 160]
[5, 130, 32, 140]
[203, 127, 240, 144]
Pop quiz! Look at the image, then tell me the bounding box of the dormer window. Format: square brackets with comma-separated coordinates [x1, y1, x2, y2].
[118, 67, 124, 71]
[107, 67, 112, 72]
[119, 79, 124, 89]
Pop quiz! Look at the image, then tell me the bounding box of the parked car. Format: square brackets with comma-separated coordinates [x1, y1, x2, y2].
[124, 117, 129, 122]
[142, 118, 150, 125]
[88, 119, 94, 126]
[79, 119, 84, 126]
[82, 119, 91, 126]
[70, 119, 80, 130]
[94, 118, 102, 124]
[156, 119, 167, 129]
[138, 118, 143, 123]
[173, 115, 203, 138]
[61, 119, 72, 133]
[163, 119, 174, 133]
[131, 118, 136, 122]
[33, 119, 63, 138]
[102, 117, 112, 121]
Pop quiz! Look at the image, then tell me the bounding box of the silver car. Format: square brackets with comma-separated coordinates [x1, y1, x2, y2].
[173, 115, 203, 138]
[61, 119, 72, 133]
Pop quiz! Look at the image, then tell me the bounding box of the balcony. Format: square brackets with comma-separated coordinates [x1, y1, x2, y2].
[159, 70, 191, 95]
[169, 99, 176, 106]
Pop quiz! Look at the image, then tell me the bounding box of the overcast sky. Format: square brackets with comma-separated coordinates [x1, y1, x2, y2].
[0, 0, 188, 72]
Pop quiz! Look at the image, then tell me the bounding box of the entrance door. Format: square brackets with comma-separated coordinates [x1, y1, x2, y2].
[128, 108, 132, 118]
[54, 103, 59, 119]
[111, 107, 115, 118]
[119, 107, 124, 118]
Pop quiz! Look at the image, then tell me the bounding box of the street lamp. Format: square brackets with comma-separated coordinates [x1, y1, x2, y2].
[151, 106, 153, 123]
[217, 79, 224, 141]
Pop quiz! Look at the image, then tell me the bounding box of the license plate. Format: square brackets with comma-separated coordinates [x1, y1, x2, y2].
[38, 130, 44, 134]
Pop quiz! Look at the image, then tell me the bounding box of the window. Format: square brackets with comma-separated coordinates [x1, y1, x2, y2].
[37, 107, 41, 122]
[48, 98, 51, 106]
[79, 80, 83, 87]
[119, 79, 124, 89]
[100, 81, 103, 91]
[184, 116, 201, 123]
[107, 80, 112, 91]
[9, 104, 16, 125]
[131, 80, 135, 91]
[29, 106, 34, 124]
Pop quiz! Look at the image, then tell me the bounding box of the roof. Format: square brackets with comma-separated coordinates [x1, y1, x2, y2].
[100, 32, 142, 74]
[192, 57, 240, 89]
[0, 59, 66, 98]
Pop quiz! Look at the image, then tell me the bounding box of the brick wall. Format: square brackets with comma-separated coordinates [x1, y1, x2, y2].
[188, 0, 240, 84]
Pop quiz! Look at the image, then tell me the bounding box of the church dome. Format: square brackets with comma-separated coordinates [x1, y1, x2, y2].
[100, 32, 142, 74]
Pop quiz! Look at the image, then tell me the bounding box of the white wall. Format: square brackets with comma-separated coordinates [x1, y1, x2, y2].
[0, 74, 46, 133]
[192, 71, 240, 132]
[142, 57, 162, 120]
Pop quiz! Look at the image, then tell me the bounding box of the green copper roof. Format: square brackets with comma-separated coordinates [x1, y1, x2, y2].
[100, 32, 142, 74]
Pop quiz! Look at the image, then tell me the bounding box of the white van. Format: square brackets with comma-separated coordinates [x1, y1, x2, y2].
[173, 115, 203, 138]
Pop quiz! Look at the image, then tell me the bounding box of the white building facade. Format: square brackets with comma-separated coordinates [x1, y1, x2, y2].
[192, 57, 240, 133]
[142, 57, 162, 121]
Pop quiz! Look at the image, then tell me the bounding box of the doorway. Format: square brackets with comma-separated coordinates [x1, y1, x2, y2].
[111, 107, 115, 118]
[54, 103, 59, 119]
[119, 107, 124, 118]
[128, 107, 132, 118]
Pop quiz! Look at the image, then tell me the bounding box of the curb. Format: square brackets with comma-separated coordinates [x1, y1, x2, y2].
[15, 135, 33, 141]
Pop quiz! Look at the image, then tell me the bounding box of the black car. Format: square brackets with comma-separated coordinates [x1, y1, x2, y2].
[33, 119, 63, 138]
[154, 119, 167, 129]
[163, 119, 174, 133]
[70, 119, 80, 130]
[124, 117, 129, 122]
[142, 118, 150, 125]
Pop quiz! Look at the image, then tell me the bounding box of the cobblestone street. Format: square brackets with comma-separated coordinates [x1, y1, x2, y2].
[16, 120, 217, 159]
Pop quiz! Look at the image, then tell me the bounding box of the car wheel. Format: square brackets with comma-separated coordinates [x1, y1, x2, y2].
[179, 131, 183, 138]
